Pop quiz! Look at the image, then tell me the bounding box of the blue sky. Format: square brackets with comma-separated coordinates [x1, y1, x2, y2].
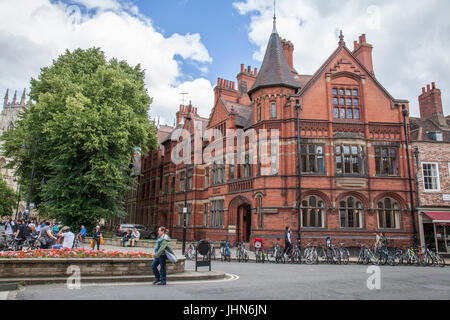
[137, 0, 260, 86]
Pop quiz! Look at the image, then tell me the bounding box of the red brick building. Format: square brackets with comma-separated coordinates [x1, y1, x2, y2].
[137, 20, 417, 249]
[411, 82, 450, 254]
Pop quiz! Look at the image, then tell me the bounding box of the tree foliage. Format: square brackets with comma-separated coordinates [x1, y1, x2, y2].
[0, 175, 17, 218]
[1, 48, 157, 229]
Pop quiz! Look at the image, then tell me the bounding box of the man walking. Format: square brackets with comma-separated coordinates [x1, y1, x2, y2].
[283, 226, 293, 257]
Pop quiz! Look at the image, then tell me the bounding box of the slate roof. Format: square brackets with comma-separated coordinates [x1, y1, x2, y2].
[221, 99, 252, 128]
[248, 28, 300, 97]
[410, 115, 450, 142]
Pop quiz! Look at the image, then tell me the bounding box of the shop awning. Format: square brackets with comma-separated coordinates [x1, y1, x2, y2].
[424, 212, 450, 223]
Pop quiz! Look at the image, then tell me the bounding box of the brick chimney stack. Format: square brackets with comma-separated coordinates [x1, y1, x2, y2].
[419, 82, 444, 119]
[352, 34, 374, 76]
[176, 102, 199, 125]
[281, 38, 294, 70]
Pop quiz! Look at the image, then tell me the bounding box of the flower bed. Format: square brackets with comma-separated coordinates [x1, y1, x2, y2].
[0, 248, 154, 259]
[0, 249, 184, 279]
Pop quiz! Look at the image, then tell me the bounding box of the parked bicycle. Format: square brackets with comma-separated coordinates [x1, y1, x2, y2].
[220, 240, 231, 262]
[184, 242, 197, 260]
[236, 242, 249, 263]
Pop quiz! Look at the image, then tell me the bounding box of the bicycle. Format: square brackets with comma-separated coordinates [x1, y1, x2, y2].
[184, 242, 197, 260]
[209, 240, 217, 261]
[220, 240, 231, 262]
[303, 242, 318, 265]
[236, 242, 249, 263]
[273, 242, 285, 264]
[337, 243, 349, 265]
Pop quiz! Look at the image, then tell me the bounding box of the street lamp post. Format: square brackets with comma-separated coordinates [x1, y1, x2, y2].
[182, 115, 192, 255]
[402, 106, 418, 245]
[295, 100, 302, 242]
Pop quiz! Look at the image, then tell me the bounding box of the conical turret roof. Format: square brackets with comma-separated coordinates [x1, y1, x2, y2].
[248, 22, 300, 98]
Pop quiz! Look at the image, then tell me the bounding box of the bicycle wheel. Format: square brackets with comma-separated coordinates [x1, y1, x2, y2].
[436, 254, 445, 268]
[342, 249, 350, 265]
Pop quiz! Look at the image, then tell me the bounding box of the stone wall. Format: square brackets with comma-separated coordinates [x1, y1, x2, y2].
[0, 257, 185, 278]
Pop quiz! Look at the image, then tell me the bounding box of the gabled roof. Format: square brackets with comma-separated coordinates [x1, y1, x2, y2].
[248, 27, 300, 97]
[297, 43, 398, 103]
[221, 99, 252, 128]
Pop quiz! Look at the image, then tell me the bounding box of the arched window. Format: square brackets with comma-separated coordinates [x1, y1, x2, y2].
[377, 198, 400, 229]
[301, 196, 325, 228]
[339, 196, 363, 228]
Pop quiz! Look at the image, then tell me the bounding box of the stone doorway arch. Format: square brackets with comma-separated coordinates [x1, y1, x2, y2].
[228, 196, 252, 243]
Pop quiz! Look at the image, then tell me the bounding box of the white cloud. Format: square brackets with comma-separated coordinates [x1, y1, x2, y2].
[0, 0, 214, 124]
[233, 0, 450, 117]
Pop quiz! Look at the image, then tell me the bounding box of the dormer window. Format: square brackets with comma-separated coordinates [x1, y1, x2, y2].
[428, 131, 443, 142]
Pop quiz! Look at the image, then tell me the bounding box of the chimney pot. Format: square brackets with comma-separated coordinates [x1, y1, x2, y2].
[432, 82, 436, 89]
[248, 66, 251, 73]
[422, 87, 426, 94]
[362, 34, 366, 43]
[241, 64, 244, 72]
[427, 84, 431, 92]
[254, 67, 257, 75]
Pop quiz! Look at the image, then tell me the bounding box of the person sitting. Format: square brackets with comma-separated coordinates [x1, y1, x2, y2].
[122, 229, 132, 247]
[130, 228, 140, 247]
[53, 227, 75, 250]
[77, 225, 87, 242]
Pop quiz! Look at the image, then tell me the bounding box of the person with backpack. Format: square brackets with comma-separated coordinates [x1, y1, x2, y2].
[152, 226, 175, 286]
[38, 221, 57, 249]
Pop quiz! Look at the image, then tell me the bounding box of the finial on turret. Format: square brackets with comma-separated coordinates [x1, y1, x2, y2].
[339, 30, 345, 47]
[272, 0, 277, 34]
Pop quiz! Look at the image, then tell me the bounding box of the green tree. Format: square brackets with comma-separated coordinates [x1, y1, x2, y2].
[1, 48, 157, 230]
[0, 175, 17, 217]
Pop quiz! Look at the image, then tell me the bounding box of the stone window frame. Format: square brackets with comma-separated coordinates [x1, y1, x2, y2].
[210, 200, 224, 228]
[270, 101, 277, 119]
[300, 195, 326, 228]
[179, 170, 185, 192]
[203, 203, 208, 227]
[377, 198, 401, 230]
[257, 104, 262, 122]
[186, 167, 193, 191]
[256, 195, 263, 229]
[301, 144, 325, 174]
[335, 144, 366, 176]
[374, 146, 399, 176]
[339, 196, 364, 229]
[332, 86, 361, 121]
[422, 162, 440, 192]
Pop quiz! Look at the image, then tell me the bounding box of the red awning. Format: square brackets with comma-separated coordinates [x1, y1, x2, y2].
[424, 212, 450, 223]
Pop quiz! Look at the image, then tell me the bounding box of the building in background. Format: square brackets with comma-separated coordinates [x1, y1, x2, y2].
[411, 82, 450, 255]
[0, 89, 28, 218]
[137, 20, 418, 248]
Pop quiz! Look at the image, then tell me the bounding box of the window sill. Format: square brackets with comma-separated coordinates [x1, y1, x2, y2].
[374, 175, 401, 178]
